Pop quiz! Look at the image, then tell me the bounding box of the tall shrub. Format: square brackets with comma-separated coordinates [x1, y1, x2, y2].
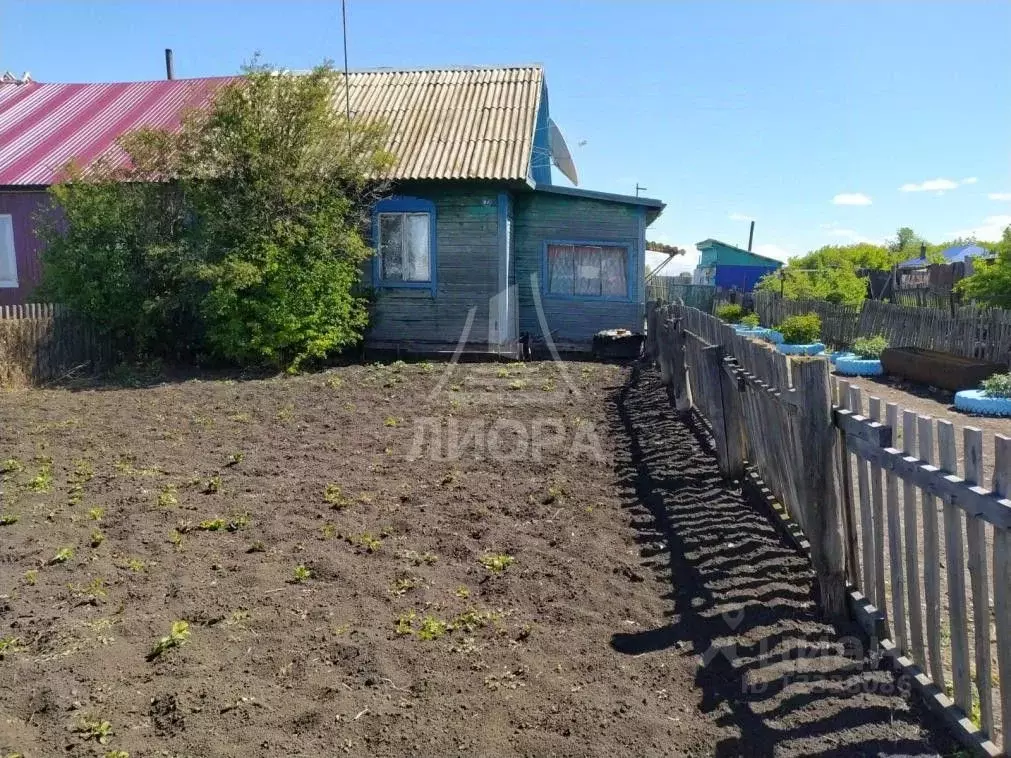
[38, 61, 393, 370]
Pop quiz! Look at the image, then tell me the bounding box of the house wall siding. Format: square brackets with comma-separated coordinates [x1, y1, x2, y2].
[0, 190, 49, 306]
[713, 263, 779, 292]
[366, 184, 503, 350]
[514, 192, 644, 346]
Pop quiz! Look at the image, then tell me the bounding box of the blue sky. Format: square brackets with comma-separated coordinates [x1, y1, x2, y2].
[2, 0, 1009, 273]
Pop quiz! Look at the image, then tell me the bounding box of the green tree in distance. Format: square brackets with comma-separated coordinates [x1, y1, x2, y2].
[957, 225, 1011, 309]
[755, 227, 988, 306]
[39, 61, 393, 371]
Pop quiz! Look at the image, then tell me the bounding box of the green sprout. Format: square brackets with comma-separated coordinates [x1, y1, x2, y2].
[49, 547, 75, 564]
[292, 565, 311, 583]
[324, 484, 352, 509]
[157, 485, 178, 507]
[416, 615, 449, 641]
[0, 635, 21, 657]
[480, 553, 515, 573]
[148, 620, 190, 660]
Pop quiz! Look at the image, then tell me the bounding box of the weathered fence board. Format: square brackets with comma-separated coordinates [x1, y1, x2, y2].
[651, 302, 847, 619]
[754, 291, 1011, 363]
[0, 304, 111, 386]
[902, 410, 925, 669]
[649, 301, 1010, 752]
[964, 427, 994, 740]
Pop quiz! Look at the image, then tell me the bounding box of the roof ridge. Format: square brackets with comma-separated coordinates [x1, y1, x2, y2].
[350, 64, 543, 74]
[0, 75, 241, 87]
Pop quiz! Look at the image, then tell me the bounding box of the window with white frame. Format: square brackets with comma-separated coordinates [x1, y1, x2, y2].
[546, 243, 627, 298]
[0, 215, 17, 288]
[378, 212, 431, 282]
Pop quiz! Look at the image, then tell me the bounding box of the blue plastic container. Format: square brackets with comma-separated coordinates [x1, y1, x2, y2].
[954, 389, 1011, 417]
[763, 330, 785, 344]
[829, 351, 855, 365]
[777, 342, 826, 356]
[835, 356, 884, 376]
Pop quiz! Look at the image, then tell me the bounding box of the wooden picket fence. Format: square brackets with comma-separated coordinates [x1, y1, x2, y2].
[833, 377, 1011, 756]
[753, 292, 1011, 366]
[858, 300, 1011, 365]
[0, 303, 111, 386]
[647, 300, 1011, 756]
[752, 293, 862, 346]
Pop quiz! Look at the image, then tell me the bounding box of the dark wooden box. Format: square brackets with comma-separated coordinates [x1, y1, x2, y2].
[880, 347, 1006, 392]
[592, 331, 644, 361]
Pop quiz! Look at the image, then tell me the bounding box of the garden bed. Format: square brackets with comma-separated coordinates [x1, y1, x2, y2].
[0, 361, 717, 757]
[880, 347, 1005, 393]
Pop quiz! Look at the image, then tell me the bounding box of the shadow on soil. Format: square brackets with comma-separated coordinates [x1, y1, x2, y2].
[606, 365, 956, 758]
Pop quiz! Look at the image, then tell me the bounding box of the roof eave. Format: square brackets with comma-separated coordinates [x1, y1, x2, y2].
[528, 181, 665, 210]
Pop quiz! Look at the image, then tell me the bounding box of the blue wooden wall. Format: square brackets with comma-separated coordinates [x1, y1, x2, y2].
[366, 183, 502, 351]
[513, 191, 644, 348]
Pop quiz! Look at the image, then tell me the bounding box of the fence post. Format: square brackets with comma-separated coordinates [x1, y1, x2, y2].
[793, 356, 848, 621]
[658, 316, 673, 386]
[669, 317, 691, 413]
[645, 301, 659, 363]
[716, 325, 746, 480]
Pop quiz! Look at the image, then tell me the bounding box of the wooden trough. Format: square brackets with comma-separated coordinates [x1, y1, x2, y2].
[880, 346, 1006, 392]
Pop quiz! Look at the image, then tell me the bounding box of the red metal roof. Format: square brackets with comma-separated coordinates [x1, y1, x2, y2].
[0, 77, 238, 186]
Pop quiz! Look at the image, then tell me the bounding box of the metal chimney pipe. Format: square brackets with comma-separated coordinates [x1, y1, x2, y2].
[748, 220, 755, 251]
[164, 49, 174, 80]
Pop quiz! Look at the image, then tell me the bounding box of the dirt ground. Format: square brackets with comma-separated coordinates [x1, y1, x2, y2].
[0, 360, 952, 756]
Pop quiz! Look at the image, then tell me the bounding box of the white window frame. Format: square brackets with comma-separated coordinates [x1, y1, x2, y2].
[377, 211, 433, 284]
[0, 214, 17, 289]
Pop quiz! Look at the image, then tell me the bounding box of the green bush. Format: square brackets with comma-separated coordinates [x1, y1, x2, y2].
[777, 313, 821, 345]
[982, 372, 1011, 398]
[38, 61, 393, 371]
[851, 335, 888, 359]
[740, 313, 760, 328]
[715, 303, 746, 323]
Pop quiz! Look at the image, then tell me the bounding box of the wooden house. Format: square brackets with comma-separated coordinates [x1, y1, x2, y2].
[0, 66, 664, 354]
[692, 238, 782, 292]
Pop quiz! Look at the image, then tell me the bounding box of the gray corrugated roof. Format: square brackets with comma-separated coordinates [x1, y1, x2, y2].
[346, 66, 543, 181]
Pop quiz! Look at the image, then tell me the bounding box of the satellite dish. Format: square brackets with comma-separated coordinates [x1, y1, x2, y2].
[548, 118, 579, 186]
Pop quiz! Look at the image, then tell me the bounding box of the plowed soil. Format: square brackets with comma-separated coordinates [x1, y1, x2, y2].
[0, 360, 952, 756]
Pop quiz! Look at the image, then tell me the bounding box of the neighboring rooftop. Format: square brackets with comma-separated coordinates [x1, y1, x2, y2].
[0, 65, 546, 186]
[0, 77, 238, 185]
[696, 238, 783, 265]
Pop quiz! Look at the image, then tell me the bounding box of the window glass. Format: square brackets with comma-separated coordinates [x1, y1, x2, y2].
[0, 215, 16, 288]
[547, 243, 626, 298]
[379, 213, 405, 281]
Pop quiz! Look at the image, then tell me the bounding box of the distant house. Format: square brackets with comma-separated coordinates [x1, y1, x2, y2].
[0, 65, 664, 355]
[692, 238, 782, 291]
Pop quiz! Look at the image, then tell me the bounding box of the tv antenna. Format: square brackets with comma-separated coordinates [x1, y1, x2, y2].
[341, 0, 352, 140]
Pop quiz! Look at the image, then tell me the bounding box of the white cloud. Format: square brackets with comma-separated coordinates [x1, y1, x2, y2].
[948, 214, 1011, 241]
[899, 177, 977, 194]
[988, 192, 1011, 201]
[832, 192, 872, 206]
[728, 212, 753, 222]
